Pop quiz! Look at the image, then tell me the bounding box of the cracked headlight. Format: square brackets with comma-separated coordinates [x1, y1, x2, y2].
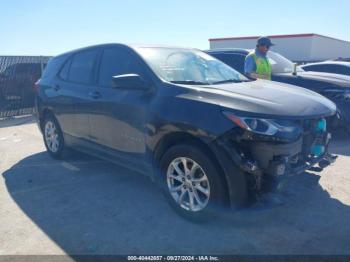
[223, 111, 301, 137]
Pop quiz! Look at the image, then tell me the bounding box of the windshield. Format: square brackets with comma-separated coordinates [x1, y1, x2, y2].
[136, 47, 249, 85]
[268, 51, 304, 74]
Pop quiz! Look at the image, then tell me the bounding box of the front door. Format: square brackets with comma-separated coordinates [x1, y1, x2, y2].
[89, 46, 152, 169]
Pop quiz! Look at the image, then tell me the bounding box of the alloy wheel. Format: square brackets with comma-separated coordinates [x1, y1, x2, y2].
[44, 121, 59, 153]
[167, 157, 210, 212]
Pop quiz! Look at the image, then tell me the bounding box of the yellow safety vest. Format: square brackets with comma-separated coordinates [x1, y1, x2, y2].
[248, 51, 272, 80]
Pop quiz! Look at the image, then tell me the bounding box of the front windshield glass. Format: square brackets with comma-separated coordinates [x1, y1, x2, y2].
[136, 47, 249, 85]
[268, 51, 304, 74]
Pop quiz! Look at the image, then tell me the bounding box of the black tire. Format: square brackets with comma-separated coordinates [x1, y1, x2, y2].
[160, 143, 228, 222]
[42, 113, 68, 159]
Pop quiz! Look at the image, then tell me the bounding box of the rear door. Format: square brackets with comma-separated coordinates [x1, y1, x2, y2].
[59, 48, 100, 142]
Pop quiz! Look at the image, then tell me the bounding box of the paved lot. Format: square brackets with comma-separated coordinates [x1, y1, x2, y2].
[0, 116, 349, 255]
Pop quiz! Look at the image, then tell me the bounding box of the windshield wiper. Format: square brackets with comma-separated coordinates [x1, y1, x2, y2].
[170, 80, 209, 85]
[212, 79, 249, 85]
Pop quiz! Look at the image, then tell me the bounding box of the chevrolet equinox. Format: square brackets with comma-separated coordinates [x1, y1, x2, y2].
[35, 44, 337, 221]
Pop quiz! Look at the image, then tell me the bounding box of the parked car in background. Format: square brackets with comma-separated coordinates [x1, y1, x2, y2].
[36, 44, 336, 221]
[0, 62, 45, 106]
[206, 49, 350, 132]
[301, 61, 350, 76]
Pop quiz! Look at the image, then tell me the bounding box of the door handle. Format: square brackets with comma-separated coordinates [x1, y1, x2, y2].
[53, 84, 60, 91]
[88, 91, 101, 99]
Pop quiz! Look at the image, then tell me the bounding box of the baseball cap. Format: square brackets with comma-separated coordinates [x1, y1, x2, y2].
[257, 37, 275, 47]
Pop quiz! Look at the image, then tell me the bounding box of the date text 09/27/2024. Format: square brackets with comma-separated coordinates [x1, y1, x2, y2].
[127, 256, 219, 261]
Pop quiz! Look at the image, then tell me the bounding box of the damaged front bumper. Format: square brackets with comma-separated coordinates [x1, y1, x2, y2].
[210, 120, 337, 206]
[248, 131, 334, 177]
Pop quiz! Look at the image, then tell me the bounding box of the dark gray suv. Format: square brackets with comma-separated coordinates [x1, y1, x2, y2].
[35, 44, 336, 220]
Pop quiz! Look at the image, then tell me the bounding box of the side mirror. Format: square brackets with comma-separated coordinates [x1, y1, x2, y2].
[112, 74, 148, 90]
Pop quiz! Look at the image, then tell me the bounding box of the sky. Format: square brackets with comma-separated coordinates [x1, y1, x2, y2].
[1, 0, 349, 56]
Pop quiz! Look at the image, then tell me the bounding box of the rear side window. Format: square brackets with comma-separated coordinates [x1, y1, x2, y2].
[304, 64, 327, 72]
[68, 49, 98, 84]
[98, 48, 141, 87]
[302, 64, 350, 75]
[42, 55, 67, 79]
[59, 59, 71, 80]
[326, 64, 350, 75]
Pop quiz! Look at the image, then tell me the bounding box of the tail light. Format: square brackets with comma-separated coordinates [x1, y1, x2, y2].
[33, 79, 40, 93]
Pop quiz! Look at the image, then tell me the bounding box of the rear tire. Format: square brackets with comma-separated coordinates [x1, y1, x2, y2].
[42, 114, 68, 159]
[160, 144, 228, 222]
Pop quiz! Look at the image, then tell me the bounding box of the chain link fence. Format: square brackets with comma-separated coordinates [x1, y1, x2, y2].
[0, 56, 51, 118]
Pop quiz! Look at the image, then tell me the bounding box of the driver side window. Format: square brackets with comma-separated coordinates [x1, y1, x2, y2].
[98, 47, 142, 87]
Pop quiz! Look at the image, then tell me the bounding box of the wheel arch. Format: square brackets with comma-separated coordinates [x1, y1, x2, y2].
[39, 108, 55, 132]
[152, 132, 231, 205]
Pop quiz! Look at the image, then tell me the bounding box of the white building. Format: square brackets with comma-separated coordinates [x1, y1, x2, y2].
[209, 33, 350, 62]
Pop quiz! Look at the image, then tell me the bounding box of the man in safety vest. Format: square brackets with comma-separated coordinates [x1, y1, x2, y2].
[244, 37, 274, 80]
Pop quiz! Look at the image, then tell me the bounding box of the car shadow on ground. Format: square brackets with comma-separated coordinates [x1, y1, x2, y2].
[2, 145, 350, 255]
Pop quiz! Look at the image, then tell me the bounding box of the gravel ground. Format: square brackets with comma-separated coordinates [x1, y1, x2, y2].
[0, 115, 349, 255]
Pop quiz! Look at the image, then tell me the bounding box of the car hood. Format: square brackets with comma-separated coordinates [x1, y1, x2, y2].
[179, 79, 336, 119]
[275, 71, 350, 88]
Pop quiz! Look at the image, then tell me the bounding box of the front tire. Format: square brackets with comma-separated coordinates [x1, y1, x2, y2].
[160, 144, 228, 222]
[42, 114, 67, 159]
